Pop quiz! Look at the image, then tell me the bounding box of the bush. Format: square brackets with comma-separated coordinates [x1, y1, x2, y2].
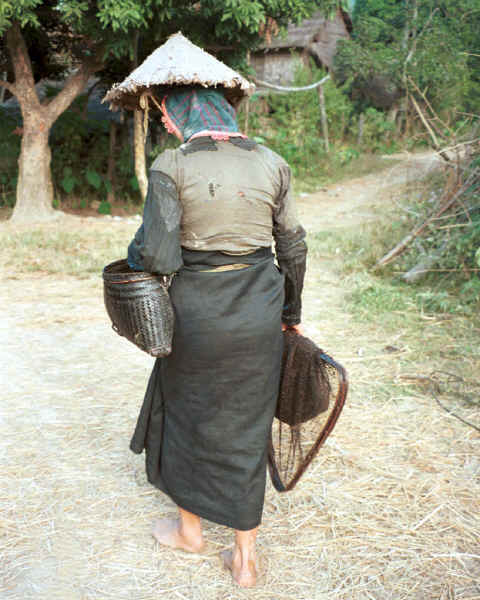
[0, 107, 21, 208]
[330, 153, 480, 316]
[243, 63, 331, 179]
[0, 91, 145, 213]
[351, 107, 397, 154]
[49, 93, 139, 208]
[240, 61, 402, 187]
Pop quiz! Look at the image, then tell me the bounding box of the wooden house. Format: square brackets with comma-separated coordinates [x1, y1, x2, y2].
[251, 9, 352, 85]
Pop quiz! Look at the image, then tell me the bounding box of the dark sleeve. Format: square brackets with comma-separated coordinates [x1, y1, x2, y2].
[127, 170, 183, 274]
[273, 164, 307, 326]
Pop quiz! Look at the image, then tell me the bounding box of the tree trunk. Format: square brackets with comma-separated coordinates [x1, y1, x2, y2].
[12, 118, 56, 222]
[387, 103, 399, 124]
[134, 109, 148, 201]
[5, 22, 103, 223]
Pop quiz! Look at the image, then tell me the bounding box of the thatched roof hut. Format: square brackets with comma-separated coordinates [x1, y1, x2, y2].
[252, 9, 352, 86]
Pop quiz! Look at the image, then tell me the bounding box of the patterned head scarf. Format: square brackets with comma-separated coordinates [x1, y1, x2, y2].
[160, 88, 245, 142]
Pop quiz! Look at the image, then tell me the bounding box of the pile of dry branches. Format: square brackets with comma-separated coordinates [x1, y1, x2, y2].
[375, 142, 480, 283]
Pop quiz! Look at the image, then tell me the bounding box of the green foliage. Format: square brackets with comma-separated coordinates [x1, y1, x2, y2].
[86, 169, 102, 190]
[323, 157, 480, 316]
[348, 278, 415, 315]
[0, 0, 42, 30]
[1, 0, 342, 215]
[97, 200, 111, 214]
[352, 107, 397, 153]
[241, 63, 349, 179]
[48, 100, 108, 202]
[0, 107, 20, 207]
[336, 147, 360, 164]
[347, 273, 476, 319]
[400, 161, 480, 303]
[241, 62, 400, 185]
[0, 0, 337, 62]
[60, 167, 78, 194]
[334, 0, 480, 119]
[0, 93, 189, 210]
[128, 175, 140, 193]
[42, 92, 142, 208]
[311, 220, 479, 321]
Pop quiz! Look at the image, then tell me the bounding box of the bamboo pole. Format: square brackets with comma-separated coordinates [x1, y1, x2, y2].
[133, 32, 148, 201]
[106, 121, 117, 205]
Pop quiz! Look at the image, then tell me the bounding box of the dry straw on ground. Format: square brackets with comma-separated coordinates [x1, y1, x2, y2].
[1, 156, 479, 599]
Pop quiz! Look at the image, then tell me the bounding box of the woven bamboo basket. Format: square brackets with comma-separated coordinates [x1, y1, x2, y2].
[103, 259, 174, 357]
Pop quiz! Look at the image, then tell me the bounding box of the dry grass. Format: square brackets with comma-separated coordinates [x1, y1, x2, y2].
[0, 214, 141, 278]
[1, 159, 479, 599]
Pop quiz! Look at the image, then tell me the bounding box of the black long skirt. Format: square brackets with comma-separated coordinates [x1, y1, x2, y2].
[130, 248, 284, 530]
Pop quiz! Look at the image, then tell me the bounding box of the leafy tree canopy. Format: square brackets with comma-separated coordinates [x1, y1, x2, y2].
[334, 0, 480, 115]
[0, 0, 340, 77]
[0, 0, 340, 222]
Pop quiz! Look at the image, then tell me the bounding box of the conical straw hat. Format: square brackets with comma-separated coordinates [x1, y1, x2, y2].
[103, 32, 255, 111]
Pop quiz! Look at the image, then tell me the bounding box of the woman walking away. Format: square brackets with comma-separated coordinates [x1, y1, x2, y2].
[105, 33, 307, 588]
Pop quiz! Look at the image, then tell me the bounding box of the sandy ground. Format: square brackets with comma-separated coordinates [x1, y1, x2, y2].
[1, 152, 479, 600]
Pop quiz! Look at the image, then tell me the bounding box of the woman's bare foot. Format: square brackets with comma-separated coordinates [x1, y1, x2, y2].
[152, 518, 205, 553]
[221, 548, 257, 588]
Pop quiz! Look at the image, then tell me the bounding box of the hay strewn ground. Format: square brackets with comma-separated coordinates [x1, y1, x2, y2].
[1, 154, 479, 599]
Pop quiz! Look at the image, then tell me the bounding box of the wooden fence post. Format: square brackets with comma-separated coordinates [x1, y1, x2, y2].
[357, 113, 365, 147]
[244, 51, 251, 136]
[317, 83, 329, 153]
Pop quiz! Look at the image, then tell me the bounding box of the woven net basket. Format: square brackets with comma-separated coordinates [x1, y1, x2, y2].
[268, 331, 348, 492]
[103, 259, 174, 357]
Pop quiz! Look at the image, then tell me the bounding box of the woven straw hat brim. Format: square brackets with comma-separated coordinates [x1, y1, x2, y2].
[103, 32, 255, 111]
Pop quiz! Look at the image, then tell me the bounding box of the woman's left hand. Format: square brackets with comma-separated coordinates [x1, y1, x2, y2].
[281, 323, 303, 335]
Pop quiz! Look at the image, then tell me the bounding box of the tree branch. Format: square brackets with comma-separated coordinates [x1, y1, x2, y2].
[408, 76, 452, 137]
[0, 79, 16, 95]
[375, 171, 478, 268]
[46, 46, 104, 124]
[410, 94, 440, 149]
[405, 7, 438, 67]
[5, 22, 39, 109]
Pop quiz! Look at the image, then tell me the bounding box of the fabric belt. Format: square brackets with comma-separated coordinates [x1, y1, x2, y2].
[200, 263, 250, 272]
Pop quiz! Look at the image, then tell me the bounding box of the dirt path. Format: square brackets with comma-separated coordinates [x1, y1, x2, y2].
[298, 150, 444, 230]
[1, 153, 478, 600]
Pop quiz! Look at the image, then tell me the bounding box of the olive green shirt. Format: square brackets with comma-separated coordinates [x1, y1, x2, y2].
[128, 136, 307, 325]
[150, 138, 303, 255]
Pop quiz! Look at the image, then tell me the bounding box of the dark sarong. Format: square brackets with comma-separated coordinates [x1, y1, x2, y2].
[130, 247, 284, 530]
